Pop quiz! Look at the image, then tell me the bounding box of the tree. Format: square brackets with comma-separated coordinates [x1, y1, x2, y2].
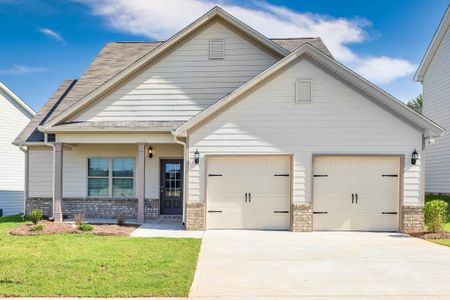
[407, 94, 423, 109]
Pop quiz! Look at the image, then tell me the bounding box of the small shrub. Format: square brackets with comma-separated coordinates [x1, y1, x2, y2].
[423, 199, 448, 232]
[116, 213, 126, 226]
[29, 209, 43, 225]
[30, 224, 44, 231]
[78, 223, 93, 232]
[74, 213, 85, 225]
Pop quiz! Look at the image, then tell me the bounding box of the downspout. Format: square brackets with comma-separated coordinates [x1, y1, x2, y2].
[173, 133, 187, 225]
[18, 145, 28, 217]
[44, 133, 56, 220]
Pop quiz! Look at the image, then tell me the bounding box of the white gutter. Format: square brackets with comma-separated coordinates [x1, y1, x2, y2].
[172, 133, 187, 225]
[44, 133, 56, 220]
[18, 145, 28, 216]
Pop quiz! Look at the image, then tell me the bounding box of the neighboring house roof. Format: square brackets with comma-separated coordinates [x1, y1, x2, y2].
[175, 43, 444, 138]
[415, 5, 450, 82]
[0, 82, 35, 118]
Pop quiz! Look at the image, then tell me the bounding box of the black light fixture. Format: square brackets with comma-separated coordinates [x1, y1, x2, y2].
[148, 146, 153, 158]
[411, 149, 418, 165]
[194, 149, 200, 164]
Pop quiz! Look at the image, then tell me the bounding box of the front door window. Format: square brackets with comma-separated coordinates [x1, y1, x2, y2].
[160, 160, 183, 215]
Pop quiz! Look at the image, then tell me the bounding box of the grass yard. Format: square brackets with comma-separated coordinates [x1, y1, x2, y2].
[0, 215, 201, 297]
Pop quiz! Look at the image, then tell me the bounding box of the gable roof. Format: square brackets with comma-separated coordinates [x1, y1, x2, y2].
[41, 6, 295, 129]
[415, 5, 450, 82]
[175, 43, 444, 138]
[0, 82, 35, 118]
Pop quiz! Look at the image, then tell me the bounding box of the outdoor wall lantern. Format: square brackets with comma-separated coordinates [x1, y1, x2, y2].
[148, 146, 153, 158]
[194, 149, 200, 164]
[411, 149, 419, 165]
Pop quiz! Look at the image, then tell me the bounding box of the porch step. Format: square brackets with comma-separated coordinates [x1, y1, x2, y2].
[159, 215, 182, 222]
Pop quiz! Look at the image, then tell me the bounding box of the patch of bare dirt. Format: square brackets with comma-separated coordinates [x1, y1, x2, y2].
[91, 224, 138, 236]
[9, 221, 139, 236]
[409, 231, 450, 240]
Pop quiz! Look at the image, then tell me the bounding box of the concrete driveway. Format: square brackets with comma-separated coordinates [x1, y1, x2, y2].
[189, 230, 450, 299]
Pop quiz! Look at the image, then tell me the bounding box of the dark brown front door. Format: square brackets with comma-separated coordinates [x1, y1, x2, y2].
[160, 159, 183, 215]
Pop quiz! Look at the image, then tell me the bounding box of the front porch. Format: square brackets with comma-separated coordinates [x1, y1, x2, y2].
[26, 135, 185, 224]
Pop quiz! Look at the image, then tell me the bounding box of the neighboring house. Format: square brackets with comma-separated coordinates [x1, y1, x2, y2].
[415, 5, 450, 194]
[14, 7, 443, 232]
[0, 82, 35, 216]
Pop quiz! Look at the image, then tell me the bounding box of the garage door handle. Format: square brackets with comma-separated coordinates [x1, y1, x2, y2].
[352, 193, 354, 203]
[313, 211, 328, 214]
[382, 212, 397, 215]
[245, 193, 248, 202]
[249, 193, 251, 202]
[355, 193, 358, 204]
[274, 211, 289, 213]
[208, 210, 222, 213]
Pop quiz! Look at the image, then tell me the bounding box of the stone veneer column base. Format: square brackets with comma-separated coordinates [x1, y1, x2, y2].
[185, 202, 205, 230]
[291, 203, 313, 232]
[402, 205, 424, 233]
[25, 197, 160, 221]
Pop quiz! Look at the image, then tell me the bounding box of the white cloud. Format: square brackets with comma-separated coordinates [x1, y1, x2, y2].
[0, 65, 47, 75]
[78, 0, 415, 84]
[39, 28, 65, 43]
[354, 56, 416, 84]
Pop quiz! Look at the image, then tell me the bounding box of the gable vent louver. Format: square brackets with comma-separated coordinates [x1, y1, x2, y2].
[210, 39, 225, 59]
[296, 79, 313, 103]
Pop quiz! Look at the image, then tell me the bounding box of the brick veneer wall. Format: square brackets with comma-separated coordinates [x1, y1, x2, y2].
[26, 197, 159, 220]
[402, 205, 424, 233]
[291, 202, 313, 232]
[185, 202, 205, 230]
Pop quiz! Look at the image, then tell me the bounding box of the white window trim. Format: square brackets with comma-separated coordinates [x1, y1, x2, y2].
[209, 39, 225, 59]
[296, 78, 313, 103]
[87, 157, 136, 198]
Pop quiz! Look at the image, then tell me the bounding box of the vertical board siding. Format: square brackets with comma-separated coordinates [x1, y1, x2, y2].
[188, 58, 423, 206]
[28, 144, 183, 199]
[72, 22, 278, 122]
[423, 26, 450, 193]
[0, 89, 31, 215]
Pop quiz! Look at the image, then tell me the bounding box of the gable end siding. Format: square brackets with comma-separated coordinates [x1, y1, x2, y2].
[70, 21, 278, 123]
[187, 58, 423, 207]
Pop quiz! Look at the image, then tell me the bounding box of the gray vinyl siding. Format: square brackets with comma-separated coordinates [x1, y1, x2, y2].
[423, 26, 450, 193]
[187, 57, 424, 206]
[72, 21, 278, 122]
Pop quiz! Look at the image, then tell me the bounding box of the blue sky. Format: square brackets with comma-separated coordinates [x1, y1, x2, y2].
[0, 0, 448, 111]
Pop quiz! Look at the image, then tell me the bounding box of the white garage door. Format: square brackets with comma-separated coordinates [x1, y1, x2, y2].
[313, 156, 400, 231]
[207, 156, 290, 230]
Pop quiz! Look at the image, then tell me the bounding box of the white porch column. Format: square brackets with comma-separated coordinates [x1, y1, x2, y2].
[53, 142, 63, 222]
[137, 143, 145, 223]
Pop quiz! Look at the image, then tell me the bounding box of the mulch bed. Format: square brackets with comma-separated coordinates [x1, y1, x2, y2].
[9, 220, 138, 236]
[409, 231, 450, 240]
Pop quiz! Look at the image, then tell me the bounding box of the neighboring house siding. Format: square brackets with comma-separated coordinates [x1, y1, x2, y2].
[188, 58, 423, 206]
[71, 21, 278, 122]
[423, 26, 450, 193]
[28, 144, 182, 199]
[0, 89, 31, 215]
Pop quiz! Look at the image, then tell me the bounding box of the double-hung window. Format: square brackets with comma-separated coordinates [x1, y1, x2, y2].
[87, 158, 135, 198]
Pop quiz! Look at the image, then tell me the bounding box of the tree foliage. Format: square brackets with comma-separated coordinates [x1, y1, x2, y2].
[407, 94, 423, 109]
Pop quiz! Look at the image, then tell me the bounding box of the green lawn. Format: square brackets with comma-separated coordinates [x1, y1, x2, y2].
[425, 194, 450, 232]
[0, 215, 201, 297]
